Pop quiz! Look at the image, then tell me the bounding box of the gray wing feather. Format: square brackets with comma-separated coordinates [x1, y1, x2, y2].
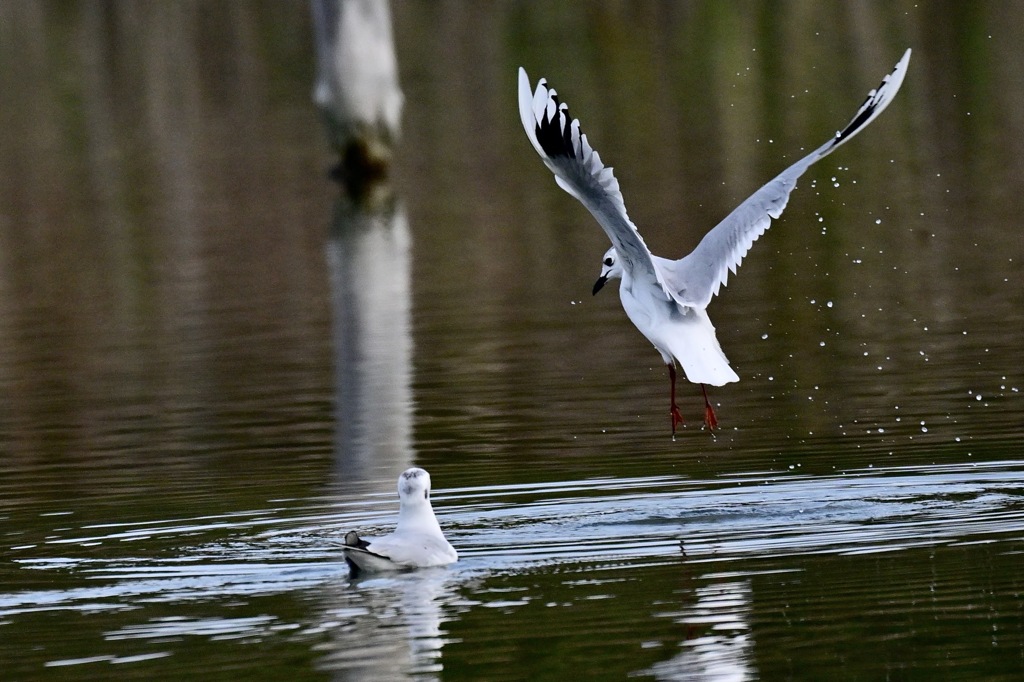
[364, 532, 454, 566]
[518, 68, 671, 297]
[662, 48, 911, 308]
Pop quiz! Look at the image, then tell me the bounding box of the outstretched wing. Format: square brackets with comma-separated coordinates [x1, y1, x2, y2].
[661, 48, 911, 308]
[518, 67, 671, 297]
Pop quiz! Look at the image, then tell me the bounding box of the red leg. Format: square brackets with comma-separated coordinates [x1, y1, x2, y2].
[701, 383, 718, 431]
[668, 363, 685, 434]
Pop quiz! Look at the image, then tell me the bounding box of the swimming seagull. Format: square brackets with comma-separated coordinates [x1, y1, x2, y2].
[519, 49, 911, 434]
[342, 467, 458, 574]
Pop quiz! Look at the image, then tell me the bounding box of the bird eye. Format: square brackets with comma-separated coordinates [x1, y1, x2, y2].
[424, 490, 429, 499]
[603, 257, 613, 266]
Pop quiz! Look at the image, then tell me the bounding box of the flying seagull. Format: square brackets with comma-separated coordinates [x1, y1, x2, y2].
[519, 49, 910, 434]
[342, 467, 457, 574]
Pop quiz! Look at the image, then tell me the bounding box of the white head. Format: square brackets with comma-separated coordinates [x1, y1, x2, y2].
[397, 467, 432, 508]
[396, 467, 444, 535]
[592, 247, 624, 295]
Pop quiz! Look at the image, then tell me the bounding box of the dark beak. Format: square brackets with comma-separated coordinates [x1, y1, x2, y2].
[592, 275, 608, 296]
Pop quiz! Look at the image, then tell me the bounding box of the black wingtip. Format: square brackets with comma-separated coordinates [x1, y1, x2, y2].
[831, 52, 909, 148]
[534, 91, 577, 161]
[344, 530, 370, 549]
[833, 98, 879, 146]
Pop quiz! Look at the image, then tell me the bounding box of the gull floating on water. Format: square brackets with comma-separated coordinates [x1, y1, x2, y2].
[343, 467, 457, 574]
[519, 49, 911, 434]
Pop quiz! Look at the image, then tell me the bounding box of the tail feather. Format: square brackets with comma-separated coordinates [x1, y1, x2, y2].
[662, 308, 739, 387]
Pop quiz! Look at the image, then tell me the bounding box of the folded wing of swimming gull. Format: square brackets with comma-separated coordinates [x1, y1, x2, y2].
[343, 468, 457, 574]
[659, 48, 911, 308]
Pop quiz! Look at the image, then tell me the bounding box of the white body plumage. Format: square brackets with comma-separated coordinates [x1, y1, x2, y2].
[343, 468, 457, 574]
[519, 50, 911, 431]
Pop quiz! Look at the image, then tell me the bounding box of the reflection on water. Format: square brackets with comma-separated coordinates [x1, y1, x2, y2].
[1, 1, 1023, 680]
[316, 570, 453, 678]
[644, 579, 754, 682]
[329, 191, 414, 486]
[326, 186, 451, 679]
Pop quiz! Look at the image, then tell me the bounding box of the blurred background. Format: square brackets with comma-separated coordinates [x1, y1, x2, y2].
[1, 1, 1022, 679]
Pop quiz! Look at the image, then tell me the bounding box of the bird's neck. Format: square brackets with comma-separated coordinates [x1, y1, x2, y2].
[397, 501, 442, 534]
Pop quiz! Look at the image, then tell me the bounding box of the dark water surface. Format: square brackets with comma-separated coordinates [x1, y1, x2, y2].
[2, 2, 1023, 680]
